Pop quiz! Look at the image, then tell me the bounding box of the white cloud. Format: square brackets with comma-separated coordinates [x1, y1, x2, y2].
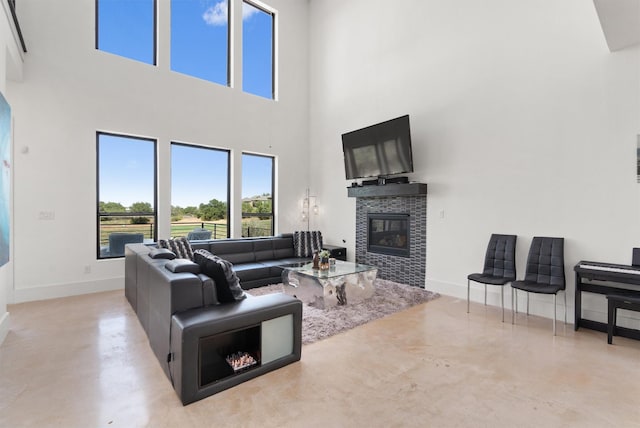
[203, 1, 228, 26]
[242, 2, 260, 20]
[203, 1, 262, 26]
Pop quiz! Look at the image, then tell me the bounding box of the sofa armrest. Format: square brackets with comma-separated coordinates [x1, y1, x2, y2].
[146, 263, 209, 379]
[170, 294, 302, 404]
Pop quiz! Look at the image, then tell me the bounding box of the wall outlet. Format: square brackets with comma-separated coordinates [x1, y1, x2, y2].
[38, 210, 55, 220]
[83, 265, 91, 274]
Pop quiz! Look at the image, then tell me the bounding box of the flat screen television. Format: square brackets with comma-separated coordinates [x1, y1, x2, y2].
[341, 115, 413, 180]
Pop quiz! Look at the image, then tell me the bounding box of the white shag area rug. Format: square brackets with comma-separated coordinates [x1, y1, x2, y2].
[246, 278, 439, 345]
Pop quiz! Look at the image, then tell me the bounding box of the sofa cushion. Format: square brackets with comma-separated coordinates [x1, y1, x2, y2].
[193, 249, 246, 303]
[159, 237, 194, 260]
[207, 240, 256, 264]
[149, 248, 177, 260]
[272, 236, 295, 259]
[253, 239, 275, 261]
[293, 231, 323, 257]
[165, 259, 201, 274]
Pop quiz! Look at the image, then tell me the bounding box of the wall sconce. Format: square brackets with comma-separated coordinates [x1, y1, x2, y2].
[302, 188, 318, 229]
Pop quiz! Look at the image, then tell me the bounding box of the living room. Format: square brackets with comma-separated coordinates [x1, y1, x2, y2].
[0, 0, 639, 425]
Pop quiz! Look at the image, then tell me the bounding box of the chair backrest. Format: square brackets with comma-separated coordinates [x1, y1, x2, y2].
[524, 236, 565, 289]
[109, 232, 144, 256]
[482, 234, 517, 281]
[187, 228, 212, 240]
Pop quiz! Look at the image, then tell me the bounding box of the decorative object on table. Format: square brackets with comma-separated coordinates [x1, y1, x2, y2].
[312, 251, 319, 270]
[226, 351, 258, 372]
[247, 278, 439, 345]
[318, 249, 331, 270]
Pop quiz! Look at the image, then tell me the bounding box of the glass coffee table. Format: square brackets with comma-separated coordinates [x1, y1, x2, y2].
[281, 260, 378, 309]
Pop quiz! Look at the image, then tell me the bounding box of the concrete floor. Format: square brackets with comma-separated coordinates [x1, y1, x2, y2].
[1, 290, 639, 427]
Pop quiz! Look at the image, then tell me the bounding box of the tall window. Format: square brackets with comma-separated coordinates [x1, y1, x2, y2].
[241, 153, 274, 237]
[171, 143, 230, 240]
[96, 0, 156, 65]
[242, 1, 275, 99]
[97, 133, 157, 259]
[171, 0, 229, 86]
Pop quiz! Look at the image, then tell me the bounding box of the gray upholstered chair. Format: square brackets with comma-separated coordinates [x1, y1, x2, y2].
[467, 234, 517, 322]
[511, 236, 566, 335]
[187, 228, 212, 240]
[108, 232, 144, 257]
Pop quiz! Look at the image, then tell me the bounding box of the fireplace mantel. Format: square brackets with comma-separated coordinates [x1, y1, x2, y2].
[347, 182, 427, 198]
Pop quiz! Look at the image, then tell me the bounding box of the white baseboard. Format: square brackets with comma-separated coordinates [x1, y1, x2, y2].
[428, 277, 640, 329]
[0, 311, 9, 345]
[428, 278, 575, 323]
[12, 277, 123, 304]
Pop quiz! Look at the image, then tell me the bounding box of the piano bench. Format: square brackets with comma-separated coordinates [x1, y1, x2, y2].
[607, 294, 640, 344]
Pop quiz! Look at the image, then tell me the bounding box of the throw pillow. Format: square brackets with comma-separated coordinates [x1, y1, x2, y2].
[149, 248, 176, 260]
[165, 259, 200, 274]
[193, 249, 246, 303]
[293, 231, 323, 257]
[159, 237, 194, 260]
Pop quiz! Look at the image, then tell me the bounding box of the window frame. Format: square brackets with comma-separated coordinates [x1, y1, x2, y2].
[96, 131, 158, 259]
[242, 0, 276, 99]
[95, 0, 158, 65]
[241, 152, 275, 237]
[170, 141, 231, 239]
[170, 0, 231, 87]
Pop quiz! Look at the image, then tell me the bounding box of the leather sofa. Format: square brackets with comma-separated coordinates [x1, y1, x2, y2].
[124, 234, 308, 404]
[188, 233, 312, 289]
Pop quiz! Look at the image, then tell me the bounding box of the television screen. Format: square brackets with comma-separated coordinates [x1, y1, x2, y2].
[341, 115, 413, 180]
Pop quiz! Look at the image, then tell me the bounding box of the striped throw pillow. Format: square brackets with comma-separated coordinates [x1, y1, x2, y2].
[293, 231, 323, 258]
[158, 237, 194, 260]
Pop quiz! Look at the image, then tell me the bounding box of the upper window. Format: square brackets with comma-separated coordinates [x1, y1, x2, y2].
[242, 1, 275, 99]
[97, 133, 157, 259]
[96, 0, 156, 65]
[241, 153, 274, 237]
[171, 0, 229, 86]
[171, 143, 230, 240]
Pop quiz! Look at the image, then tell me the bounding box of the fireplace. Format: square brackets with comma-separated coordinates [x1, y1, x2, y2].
[367, 213, 410, 257]
[351, 183, 427, 287]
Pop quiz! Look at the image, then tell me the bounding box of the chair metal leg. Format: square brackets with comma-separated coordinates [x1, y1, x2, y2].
[526, 293, 529, 315]
[484, 284, 487, 306]
[564, 290, 567, 325]
[515, 289, 518, 314]
[501, 287, 504, 323]
[467, 280, 470, 313]
[512, 289, 516, 324]
[553, 293, 557, 336]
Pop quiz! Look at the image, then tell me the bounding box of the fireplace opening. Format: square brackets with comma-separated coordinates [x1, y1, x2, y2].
[367, 213, 410, 257]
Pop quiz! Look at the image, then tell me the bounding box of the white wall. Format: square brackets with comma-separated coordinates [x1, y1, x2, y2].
[309, 0, 640, 325]
[0, 0, 25, 343]
[7, 0, 310, 303]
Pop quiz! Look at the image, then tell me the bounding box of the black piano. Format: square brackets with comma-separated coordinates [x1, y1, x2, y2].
[574, 261, 640, 340]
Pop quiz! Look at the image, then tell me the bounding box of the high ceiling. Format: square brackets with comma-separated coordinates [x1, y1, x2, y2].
[593, 0, 640, 51]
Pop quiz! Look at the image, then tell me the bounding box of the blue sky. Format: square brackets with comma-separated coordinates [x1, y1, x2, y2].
[97, 1, 274, 209]
[100, 135, 273, 208]
[98, 0, 273, 97]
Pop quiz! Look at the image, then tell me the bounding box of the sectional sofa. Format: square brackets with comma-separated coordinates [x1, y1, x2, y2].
[123, 233, 318, 404]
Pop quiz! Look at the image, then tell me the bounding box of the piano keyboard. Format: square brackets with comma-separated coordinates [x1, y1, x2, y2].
[578, 263, 640, 275]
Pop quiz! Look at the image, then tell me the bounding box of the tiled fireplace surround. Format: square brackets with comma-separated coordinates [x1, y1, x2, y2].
[355, 193, 427, 288]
